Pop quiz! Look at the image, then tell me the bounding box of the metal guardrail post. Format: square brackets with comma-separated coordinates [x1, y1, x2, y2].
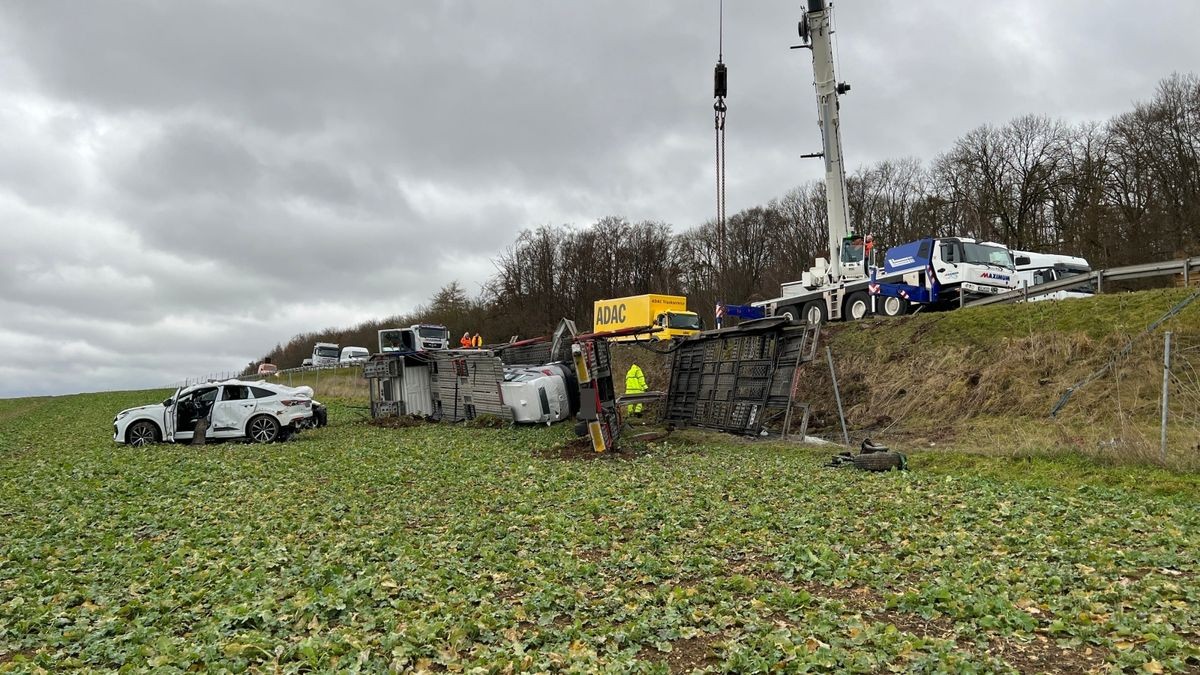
[1161, 331, 1172, 463]
[826, 346, 850, 445]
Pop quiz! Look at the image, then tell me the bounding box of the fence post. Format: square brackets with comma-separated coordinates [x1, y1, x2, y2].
[1160, 331, 1172, 463]
[1022, 280, 1028, 302]
[826, 346, 851, 446]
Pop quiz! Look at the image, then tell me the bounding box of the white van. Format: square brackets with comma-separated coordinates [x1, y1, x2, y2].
[339, 346, 370, 365]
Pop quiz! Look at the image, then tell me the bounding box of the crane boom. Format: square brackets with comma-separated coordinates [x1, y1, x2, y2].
[802, 0, 853, 281]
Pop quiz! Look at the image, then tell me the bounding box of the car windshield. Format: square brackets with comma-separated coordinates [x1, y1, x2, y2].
[962, 243, 1014, 268]
[419, 327, 447, 339]
[668, 313, 702, 330]
[317, 347, 338, 358]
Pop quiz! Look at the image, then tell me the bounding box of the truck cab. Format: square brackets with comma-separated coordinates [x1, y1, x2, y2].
[410, 324, 450, 350]
[378, 325, 450, 353]
[872, 237, 1018, 311]
[654, 311, 703, 340]
[1012, 250, 1093, 301]
[311, 342, 340, 368]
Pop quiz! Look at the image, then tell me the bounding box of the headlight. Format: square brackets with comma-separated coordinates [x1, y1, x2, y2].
[116, 411, 130, 420]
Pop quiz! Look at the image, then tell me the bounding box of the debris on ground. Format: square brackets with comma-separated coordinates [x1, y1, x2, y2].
[827, 437, 908, 471]
[368, 415, 428, 429]
[464, 414, 509, 429]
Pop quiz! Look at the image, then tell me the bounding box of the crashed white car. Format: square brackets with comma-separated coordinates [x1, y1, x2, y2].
[501, 364, 574, 424]
[113, 380, 322, 446]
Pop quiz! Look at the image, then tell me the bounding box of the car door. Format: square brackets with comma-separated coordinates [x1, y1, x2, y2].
[210, 385, 257, 438]
[163, 387, 182, 441]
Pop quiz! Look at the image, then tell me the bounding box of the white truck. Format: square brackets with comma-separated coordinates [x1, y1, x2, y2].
[378, 324, 451, 353]
[311, 342, 340, 368]
[1012, 250, 1093, 301]
[754, 0, 1017, 324]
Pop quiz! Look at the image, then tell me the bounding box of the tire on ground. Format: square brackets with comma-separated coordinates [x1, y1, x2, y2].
[879, 295, 909, 318]
[247, 415, 281, 443]
[126, 420, 161, 447]
[844, 291, 872, 321]
[802, 300, 828, 325]
[852, 451, 904, 471]
[776, 305, 800, 323]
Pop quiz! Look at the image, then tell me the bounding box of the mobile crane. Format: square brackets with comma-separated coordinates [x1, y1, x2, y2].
[752, 0, 1017, 323]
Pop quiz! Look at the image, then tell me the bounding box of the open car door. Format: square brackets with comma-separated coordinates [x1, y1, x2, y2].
[163, 387, 181, 442]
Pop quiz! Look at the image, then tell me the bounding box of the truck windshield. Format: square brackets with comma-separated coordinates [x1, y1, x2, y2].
[668, 313, 702, 330]
[419, 327, 447, 340]
[316, 347, 339, 358]
[961, 243, 1014, 269]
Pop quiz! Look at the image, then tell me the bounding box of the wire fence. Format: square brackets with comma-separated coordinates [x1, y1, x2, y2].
[170, 364, 370, 400]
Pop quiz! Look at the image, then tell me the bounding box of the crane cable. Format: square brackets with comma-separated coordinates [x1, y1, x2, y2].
[713, 0, 728, 276]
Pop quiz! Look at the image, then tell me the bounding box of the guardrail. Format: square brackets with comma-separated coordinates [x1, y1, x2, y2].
[173, 363, 365, 389]
[966, 255, 1200, 308]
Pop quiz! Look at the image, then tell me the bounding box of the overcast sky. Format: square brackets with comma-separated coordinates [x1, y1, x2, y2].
[2, 1, 1198, 398]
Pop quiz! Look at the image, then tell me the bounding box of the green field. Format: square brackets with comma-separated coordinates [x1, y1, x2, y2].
[1, 391, 1198, 673]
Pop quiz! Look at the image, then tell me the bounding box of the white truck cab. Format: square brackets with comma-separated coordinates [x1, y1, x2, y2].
[1012, 250, 1093, 301]
[311, 342, 339, 367]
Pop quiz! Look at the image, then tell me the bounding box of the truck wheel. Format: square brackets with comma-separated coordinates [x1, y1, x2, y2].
[802, 300, 827, 325]
[844, 292, 872, 321]
[776, 305, 800, 323]
[880, 296, 909, 318]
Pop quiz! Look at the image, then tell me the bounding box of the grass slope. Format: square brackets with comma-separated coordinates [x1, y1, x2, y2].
[1, 391, 1198, 672]
[795, 288, 1200, 469]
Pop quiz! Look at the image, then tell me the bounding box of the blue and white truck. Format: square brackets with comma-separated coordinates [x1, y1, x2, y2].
[750, 0, 1017, 324]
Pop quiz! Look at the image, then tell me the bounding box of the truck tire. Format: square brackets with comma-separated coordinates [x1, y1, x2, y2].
[844, 292, 872, 321]
[802, 300, 827, 326]
[879, 296, 909, 318]
[776, 305, 800, 323]
[852, 451, 905, 472]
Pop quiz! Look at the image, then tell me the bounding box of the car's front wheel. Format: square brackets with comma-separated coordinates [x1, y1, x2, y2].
[247, 415, 281, 443]
[126, 420, 161, 447]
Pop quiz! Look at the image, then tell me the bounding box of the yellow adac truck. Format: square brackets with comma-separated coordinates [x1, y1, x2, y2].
[592, 294, 703, 341]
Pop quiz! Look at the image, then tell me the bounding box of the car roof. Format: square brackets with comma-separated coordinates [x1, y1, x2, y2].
[181, 379, 298, 394]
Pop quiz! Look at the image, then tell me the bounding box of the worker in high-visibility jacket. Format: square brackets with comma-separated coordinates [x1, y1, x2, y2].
[624, 363, 646, 416]
[460, 332, 472, 349]
[471, 333, 483, 348]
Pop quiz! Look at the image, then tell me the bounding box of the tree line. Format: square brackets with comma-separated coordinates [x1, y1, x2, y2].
[249, 73, 1200, 372]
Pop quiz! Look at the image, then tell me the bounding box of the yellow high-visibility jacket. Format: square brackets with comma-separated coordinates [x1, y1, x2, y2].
[625, 364, 646, 394]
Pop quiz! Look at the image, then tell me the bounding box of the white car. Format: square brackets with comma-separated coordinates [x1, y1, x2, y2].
[113, 380, 321, 446]
[501, 365, 573, 424]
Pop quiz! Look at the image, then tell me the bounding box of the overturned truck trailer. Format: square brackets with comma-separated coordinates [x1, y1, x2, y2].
[663, 318, 820, 437]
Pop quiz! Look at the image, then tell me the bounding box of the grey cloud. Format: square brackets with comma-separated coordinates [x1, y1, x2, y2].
[2, 0, 1198, 397]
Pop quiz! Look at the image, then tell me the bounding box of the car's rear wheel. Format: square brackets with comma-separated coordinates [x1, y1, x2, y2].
[247, 415, 281, 443]
[126, 420, 161, 447]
